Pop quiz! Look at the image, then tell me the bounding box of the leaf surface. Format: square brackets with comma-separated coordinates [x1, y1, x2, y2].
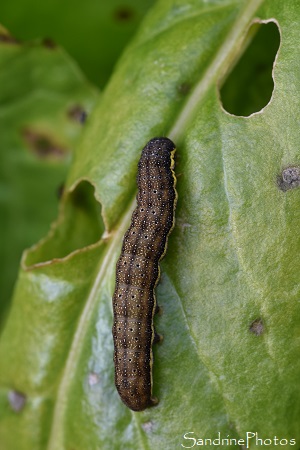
[1, 1, 300, 449]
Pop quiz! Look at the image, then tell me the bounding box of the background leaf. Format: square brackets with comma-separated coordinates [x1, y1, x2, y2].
[1, 0, 300, 449]
[0, 0, 155, 87]
[0, 25, 98, 326]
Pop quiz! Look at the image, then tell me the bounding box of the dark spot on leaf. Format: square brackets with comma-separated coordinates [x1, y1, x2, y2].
[8, 390, 26, 412]
[42, 38, 57, 49]
[177, 82, 191, 95]
[22, 128, 68, 159]
[0, 31, 19, 44]
[56, 183, 65, 199]
[114, 6, 135, 22]
[249, 318, 264, 336]
[277, 166, 300, 192]
[68, 105, 87, 124]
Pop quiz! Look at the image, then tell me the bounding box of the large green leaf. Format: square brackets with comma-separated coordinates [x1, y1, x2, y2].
[1, 0, 300, 449]
[0, 25, 98, 325]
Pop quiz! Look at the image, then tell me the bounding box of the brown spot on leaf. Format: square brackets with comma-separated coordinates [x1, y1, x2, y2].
[8, 390, 26, 412]
[22, 128, 68, 159]
[68, 105, 87, 124]
[56, 183, 65, 199]
[42, 37, 57, 49]
[177, 82, 191, 95]
[249, 318, 264, 336]
[114, 6, 135, 22]
[0, 31, 19, 45]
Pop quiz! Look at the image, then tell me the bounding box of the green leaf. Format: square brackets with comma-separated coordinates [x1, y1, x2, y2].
[0, 0, 156, 87]
[0, 25, 98, 325]
[1, 1, 300, 449]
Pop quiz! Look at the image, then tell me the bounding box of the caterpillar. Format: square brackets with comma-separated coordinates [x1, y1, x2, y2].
[112, 137, 177, 411]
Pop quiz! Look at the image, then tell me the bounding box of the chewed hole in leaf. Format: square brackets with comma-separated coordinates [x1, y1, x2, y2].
[220, 21, 280, 117]
[24, 180, 104, 267]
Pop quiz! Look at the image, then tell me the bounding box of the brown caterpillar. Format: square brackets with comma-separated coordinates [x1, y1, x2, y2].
[112, 137, 177, 411]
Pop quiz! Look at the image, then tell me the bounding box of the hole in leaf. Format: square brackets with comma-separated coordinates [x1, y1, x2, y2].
[220, 21, 280, 116]
[24, 180, 104, 266]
